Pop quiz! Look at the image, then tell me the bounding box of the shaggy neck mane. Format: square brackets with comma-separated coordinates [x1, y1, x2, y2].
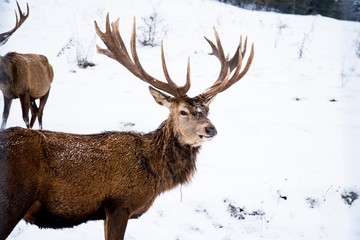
[145, 118, 200, 192]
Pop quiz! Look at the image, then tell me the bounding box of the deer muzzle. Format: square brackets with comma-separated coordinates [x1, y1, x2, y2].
[205, 126, 217, 137]
[199, 121, 217, 139]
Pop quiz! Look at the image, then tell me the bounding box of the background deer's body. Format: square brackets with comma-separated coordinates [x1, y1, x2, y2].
[0, 53, 53, 100]
[0, 3, 54, 129]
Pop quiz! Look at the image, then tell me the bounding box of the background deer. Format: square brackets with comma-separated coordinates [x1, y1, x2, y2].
[0, 2, 54, 129]
[0, 14, 253, 240]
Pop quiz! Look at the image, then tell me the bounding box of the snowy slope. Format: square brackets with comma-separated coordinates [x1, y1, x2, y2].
[1, 0, 360, 239]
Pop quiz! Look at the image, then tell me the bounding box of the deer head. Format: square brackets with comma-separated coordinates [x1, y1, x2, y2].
[0, 2, 29, 46]
[94, 14, 254, 147]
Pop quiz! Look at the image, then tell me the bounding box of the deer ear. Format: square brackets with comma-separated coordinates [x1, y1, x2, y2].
[149, 86, 174, 108]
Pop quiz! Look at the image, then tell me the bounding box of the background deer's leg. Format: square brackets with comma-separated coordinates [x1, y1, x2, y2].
[36, 90, 50, 130]
[30, 100, 39, 129]
[19, 92, 31, 128]
[1, 96, 12, 129]
[104, 201, 129, 240]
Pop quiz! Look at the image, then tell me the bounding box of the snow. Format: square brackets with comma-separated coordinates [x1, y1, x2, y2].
[1, 0, 360, 239]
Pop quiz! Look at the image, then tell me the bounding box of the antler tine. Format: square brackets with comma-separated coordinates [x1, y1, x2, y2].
[228, 35, 242, 72]
[129, 18, 188, 98]
[204, 36, 218, 58]
[95, 14, 136, 74]
[213, 27, 226, 61]
[201, 28, 235, 94]
[0, 2, 29, 45]
[95, 14, 190, 99]
[201, 67, 231, 100]
[183, 57, 191, 96]
[242, 36, 248, 57]
[160, 42, 181, 98]
[224, 42, 254, 90]
[233, 43, 254, 83]
[202, 28, 230, 91]
[217, 42, 254, 94]
[129, 17, 157, 81]
[16, 2, 29, 26]
[199, 30, 254, 101]
[160, 42, 191, 98]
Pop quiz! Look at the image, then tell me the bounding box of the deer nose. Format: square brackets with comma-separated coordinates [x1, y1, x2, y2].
[205, 126, 217, 137]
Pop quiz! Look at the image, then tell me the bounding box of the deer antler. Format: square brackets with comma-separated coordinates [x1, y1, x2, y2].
[199, 28, 254, 102]
[94, 14, 190, 99]
[0, 2, 29, 46]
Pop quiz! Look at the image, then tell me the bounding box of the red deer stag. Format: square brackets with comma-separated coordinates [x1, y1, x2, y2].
[0, 14, 254, 240]
[0, 2, 54, 130]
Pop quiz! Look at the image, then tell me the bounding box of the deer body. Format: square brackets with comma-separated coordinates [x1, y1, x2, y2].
[0, 53, 53, 100]
[0, 3, 54, 129]
[0, 112, 199, 239]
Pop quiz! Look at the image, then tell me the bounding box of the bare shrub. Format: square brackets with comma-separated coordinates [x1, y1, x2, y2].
[57, 35, 96, 69]
[75, 35, 96, 68]
[274, 20, 287, 48]
[356, 39, 360, 58]
[298, 33, 308, 59]
[138, 8, 167, 47]
[57, 38, 74, 57]
[298, 22, 315, 59]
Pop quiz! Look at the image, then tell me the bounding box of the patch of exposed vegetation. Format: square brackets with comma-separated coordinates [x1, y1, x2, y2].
[306, 197, 321, 208]
[225, 199, 265, 220]
[341, 190, 359, 206]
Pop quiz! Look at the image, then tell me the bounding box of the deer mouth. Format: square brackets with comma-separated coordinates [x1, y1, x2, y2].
[199, 135, 214, 139]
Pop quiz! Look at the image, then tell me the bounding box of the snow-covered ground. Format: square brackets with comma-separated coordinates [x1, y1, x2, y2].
[1, 0, 360, 239]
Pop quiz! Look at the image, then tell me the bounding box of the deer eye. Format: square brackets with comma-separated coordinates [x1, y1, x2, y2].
[180, 110, 188, 116]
